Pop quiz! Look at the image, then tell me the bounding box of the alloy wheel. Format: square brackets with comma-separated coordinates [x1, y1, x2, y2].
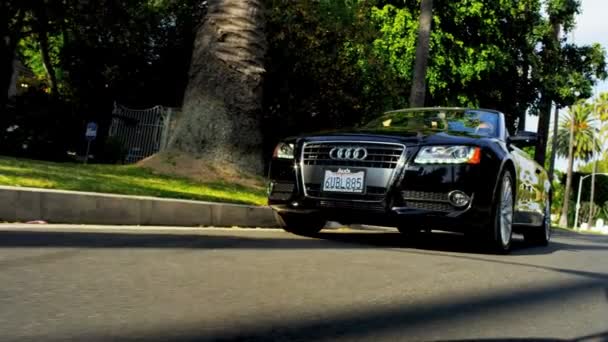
[544, 201, 551, 242]
[499, 175, 514, 247]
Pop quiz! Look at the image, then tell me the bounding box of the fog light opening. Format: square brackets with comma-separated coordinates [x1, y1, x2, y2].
[290, 201, 300, 208]
[449, 191, 470, 208]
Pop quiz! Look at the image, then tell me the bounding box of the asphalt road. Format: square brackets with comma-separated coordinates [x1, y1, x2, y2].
[0, 225, 607, 342]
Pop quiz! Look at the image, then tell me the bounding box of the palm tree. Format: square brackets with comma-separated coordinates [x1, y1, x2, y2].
[557, 102, 599, 227]
[588, 93, 608, 223]
[596, 93, 608, 122]
[408, 0, 433, 107]
[169, 0, 267, 174]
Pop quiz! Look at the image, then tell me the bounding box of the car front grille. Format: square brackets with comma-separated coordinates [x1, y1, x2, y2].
[318, 200, 387, 212]
[302, 142, 404, 169]
[301, 142, 405, 202]
[269, 182, 295, 201]
[273, 183, 295, 193]
[400, 190, 454, 212]
[404, 201, 452, 212]
[401, 191, 449, 202]
[305, 184, 386, 201]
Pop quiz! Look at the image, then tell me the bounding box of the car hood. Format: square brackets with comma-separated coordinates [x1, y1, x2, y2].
[295, 128, 494, 146]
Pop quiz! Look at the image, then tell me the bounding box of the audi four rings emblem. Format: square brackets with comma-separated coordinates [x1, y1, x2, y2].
[329, 147, 368, 160]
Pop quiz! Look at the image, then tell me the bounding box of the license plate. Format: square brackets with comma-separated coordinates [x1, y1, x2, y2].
[322, 169, 365, 193]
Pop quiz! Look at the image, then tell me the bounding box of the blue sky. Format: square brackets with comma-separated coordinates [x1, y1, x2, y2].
[525, 0, 608, 171]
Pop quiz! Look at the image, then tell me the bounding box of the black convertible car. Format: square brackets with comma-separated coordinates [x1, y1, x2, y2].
[267, 108, 551, 253]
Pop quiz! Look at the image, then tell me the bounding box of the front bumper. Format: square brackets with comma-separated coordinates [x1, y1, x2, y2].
[269, 183, 493, 233]
[269, 200, 491, 231]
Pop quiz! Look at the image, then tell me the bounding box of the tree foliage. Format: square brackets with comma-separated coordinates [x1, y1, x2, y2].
[2, 0, 204, 160]
[263, 0, 370, 145]
[263, 0, 589, 143]
[576, 93, 608, 173]
[2, 0, 607, 170]
[555, 101, 599, 162]
[6, 0, 205, 107]
[533, 0, 607, 165]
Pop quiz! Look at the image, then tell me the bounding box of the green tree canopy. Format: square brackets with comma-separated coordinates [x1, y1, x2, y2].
[3, 0, 608, 169]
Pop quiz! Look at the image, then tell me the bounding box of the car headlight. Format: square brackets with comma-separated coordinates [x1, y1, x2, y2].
[414, 146, 481, 164]
[273, 142, 295, 159]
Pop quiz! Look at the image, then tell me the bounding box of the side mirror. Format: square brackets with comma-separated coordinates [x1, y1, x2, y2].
[507, 131, 538, 147]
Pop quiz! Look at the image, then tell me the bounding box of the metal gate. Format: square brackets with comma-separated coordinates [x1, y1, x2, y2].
[109, 102, 173, 163]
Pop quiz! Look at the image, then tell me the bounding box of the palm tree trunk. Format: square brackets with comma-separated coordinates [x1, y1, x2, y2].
[548, 104, 560, 182]
[517, 64, 530, 133]
[2, 7, 25, 110]
[559, 111, 576, 227]
[169, 0, 267, 174]
[1, 36, 16, 109]
[588, 110, 600, 225]
[535, 96, 552, 166]
[33, 6, 58, 96]
[38, 31, 58, 96]
[588, 156, 597, 225]
[517, 111, 526, 133]
[408, 0, 433, 107]
[535, 21, 561, 166]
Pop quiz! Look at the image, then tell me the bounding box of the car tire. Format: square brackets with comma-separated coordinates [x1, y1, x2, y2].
[278, 213, 326, 236]
[486, 170, 515, 254]
[524, 199, 551, 246]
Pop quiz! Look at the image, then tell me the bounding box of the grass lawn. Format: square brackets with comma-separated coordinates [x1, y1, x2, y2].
[0, 156, 267, 206]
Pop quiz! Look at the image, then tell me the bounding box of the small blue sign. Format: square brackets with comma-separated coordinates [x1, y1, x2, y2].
[85, 122, 98, 140]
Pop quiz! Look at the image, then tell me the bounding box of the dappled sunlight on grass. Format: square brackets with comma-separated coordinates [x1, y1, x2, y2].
[0, 165, 32, 172]
[0, 157, 267, 205]
[0, 173, 56, 188]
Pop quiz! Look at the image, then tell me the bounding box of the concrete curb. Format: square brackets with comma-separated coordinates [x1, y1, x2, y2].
[0, 186, 280, 228]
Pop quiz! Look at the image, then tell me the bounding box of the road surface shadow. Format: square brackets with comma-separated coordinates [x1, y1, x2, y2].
[0, 230, 341, 249]
[0, 229, 605, 257]
[437, 332, 608, 342]
[2, 229, 608, 282]
[63, 279, 608, 342]
[314, 230, 608, 256]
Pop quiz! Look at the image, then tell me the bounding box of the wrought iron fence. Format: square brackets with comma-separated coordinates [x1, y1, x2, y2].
[109, 102, 175, 163]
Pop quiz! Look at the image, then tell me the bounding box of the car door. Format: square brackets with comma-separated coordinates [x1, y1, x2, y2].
[510, 146, 546, 226]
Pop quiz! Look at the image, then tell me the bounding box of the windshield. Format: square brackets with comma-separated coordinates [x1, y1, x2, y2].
[362, 109, 499, 137]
